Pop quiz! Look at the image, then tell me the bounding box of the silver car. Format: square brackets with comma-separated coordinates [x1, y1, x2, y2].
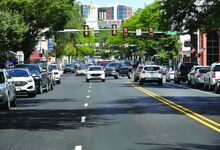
[0, 69, 16, 110]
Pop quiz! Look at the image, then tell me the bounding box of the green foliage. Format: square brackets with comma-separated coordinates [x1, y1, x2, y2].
[0, 0, 79, 60]
[0, 9, 28, 52]
[160, 0, 220, 32]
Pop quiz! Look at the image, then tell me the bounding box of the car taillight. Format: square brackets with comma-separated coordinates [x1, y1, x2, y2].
[212, 72, 216, 78]
[197, 73, 202, 78]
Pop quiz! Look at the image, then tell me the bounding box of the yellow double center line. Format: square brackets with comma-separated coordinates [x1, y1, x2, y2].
[127, 82, 220, 133]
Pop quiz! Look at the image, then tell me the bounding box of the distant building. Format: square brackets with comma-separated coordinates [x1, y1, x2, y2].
[81, 4, 99, 30]
[81, 3, 132, 28]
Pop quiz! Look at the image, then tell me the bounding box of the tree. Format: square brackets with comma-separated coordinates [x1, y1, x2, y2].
[0, 0, 78, 60]
[0, 10, 28, 52]
[160, 0, 220, 32]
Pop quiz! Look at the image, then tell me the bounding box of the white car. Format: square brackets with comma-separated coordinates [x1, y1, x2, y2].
[0, 69, 16, 110]
[86, 66, 105, 82]
[139, 65, 163, 85]
[166, 70, 175, 82]
[204, 62, 220, 91]
[48, 64, 61, 84]
[7, 68, 36, 97]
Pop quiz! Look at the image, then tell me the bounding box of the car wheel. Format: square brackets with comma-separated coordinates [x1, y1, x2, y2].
[11, 97, 16, 107]
[37, 84, 43, 94]
[57, 80, 61, 84]
[114, 74, 119, 79]
[134, 77, 138, 82]
[158, 80, 163, 86]
[215, 83, 219, 94]
[4, 96, 10, 110]
[51, 83, 54, 90]
[139, 79, 144, 85]
[102, 79, 105, 82]
[128, 72, 131, 79]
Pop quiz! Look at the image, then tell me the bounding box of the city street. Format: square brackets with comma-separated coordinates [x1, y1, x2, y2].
[0, 74, 219, 150]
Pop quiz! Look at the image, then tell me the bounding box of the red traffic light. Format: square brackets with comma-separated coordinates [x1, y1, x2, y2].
[83, 25, 89, 37]
[112, 24, 117, 36]
[148, 27, 154, 37]
[123, 27, 128, 38]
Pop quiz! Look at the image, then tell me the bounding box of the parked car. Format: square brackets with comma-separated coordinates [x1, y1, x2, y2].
[174, 62, 198, 83]
[138, 65, 163, 85]
[104, 62, 121, 79]
[105, 61, 132, 79]
[16, 63, 50, 94]
[7, 68, 37, 97]
[64, 63, 76, 73]
[187, 65, 207, 85]
[75, 64, 87, 76]
[133, 65, 144, 82]
[0, 69, 16, 110]
[48, 64, 61, 84]
[204, 62, 220, 91]
[166, 70, 175, 82]
[86, 66, 105, 82]
[189, 67, 210, 88]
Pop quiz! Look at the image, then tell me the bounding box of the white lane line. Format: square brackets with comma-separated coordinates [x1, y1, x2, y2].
[88, 90, 91, 93]
[84, 103, 88, 107]
[75, 145, 82, 150]
[89, 83, 92, 86]
[86, 95, 90, 98]
[89, 86, 91, 89]
[81, 116, 86, 123]
[166, 82, 219, 97]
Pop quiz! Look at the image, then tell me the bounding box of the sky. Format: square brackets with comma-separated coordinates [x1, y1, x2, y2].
[78, 0, 155, 10]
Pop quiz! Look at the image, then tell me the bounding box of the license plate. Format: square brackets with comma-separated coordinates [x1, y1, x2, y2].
[16, 88, 21, 91]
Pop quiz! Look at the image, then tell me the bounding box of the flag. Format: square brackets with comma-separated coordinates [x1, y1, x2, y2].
[191, 47, 196, 53]
[200, 48, 206, 53]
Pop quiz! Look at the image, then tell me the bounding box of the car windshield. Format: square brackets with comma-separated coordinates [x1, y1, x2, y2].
[65, 64, 73, 67]
[49, 65, 58, 70]
[89, 67, 102, 71]
[7, 70, 29, 77]
[107, 63, 120, 67]
[214, 65, 220, 71]
[0, 72, 5, 83]
[144, 66, 160, 71]
[199, 68, 210, 73]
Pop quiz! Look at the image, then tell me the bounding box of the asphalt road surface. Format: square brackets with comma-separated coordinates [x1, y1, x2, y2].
[0, 74, 219, 150]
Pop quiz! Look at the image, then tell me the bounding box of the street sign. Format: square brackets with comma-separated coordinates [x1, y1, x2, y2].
[165, 31, 177, 36]
[48, 38, 54, 50]
[136, 29, 142, 36]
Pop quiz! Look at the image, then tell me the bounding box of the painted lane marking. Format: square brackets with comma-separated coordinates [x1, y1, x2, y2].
[75, 145, 82, 150]
[84, 103, 88, 107]
[127, 82, 220, 133]
[88, 90, 91, 93]
[86, 95, 90, 98]
[81, 116, 86, 123]
[166, 82, 219, 97]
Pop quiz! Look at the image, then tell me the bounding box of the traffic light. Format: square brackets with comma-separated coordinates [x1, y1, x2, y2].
[83, 25, 89, 37]
[148, 27, 154, 37]
[111, 24, 117, 36]
[123, 27, 128, 38]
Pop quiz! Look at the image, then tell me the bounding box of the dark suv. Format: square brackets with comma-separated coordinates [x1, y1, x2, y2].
[16, 63, 50, 94]
[174, 62, 198, 83]
[104, 61, 132, 79]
